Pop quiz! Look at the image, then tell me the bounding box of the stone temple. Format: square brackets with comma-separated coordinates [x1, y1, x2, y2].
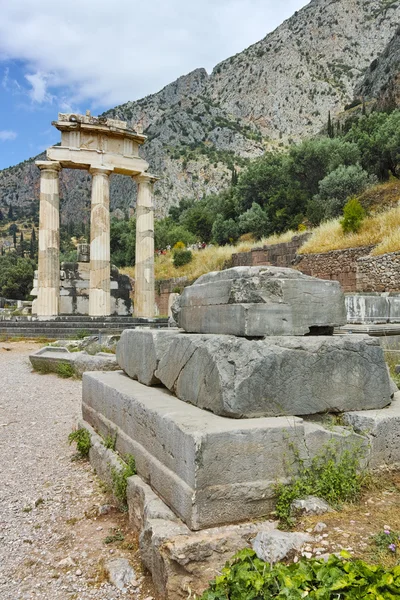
[79, 265, 400, 598]
[33, 112, 157, 319]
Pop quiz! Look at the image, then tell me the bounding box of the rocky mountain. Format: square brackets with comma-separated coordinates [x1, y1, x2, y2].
[356, 25, 400, 111]
[1, 0, 399, 222]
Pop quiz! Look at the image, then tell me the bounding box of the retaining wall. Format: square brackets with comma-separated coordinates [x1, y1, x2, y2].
[357, 252, 400, 292]
[231, 234, 310, 269]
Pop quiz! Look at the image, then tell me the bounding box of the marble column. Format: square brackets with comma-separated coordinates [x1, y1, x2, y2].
[35, 161, 61, 317]
[135, 174, 156, 318]
[89, 167, 112, 316]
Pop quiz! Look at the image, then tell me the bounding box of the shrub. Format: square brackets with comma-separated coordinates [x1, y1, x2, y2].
[318, 164, 376, 205]
[275, 441, 366, 528]
[200, 548, 400, 599]
[172, 248, 193, 268]
[173, 241, 186, 250]
[341, 197, 366, 234]
[68, 428, 91, 458]
[111, 454, 137, 507]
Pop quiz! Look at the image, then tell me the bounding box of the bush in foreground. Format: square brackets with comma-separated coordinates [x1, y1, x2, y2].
[200, 548, 400, 599]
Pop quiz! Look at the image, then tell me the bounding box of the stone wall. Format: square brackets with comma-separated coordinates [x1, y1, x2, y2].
[357, 252, 400, 292]
[294, 246, 374, 293]
[231, 234, 310, 269]
[155, 276, 191, 316]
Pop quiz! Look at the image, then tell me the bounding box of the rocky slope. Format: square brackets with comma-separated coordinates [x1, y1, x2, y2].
[356, 25, 400, 110]
[0, 0, 399, 221]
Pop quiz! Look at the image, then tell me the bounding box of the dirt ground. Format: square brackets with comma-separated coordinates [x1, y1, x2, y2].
[0, 341, 155, 600]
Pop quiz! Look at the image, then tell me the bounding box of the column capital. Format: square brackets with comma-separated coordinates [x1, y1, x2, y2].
[89, 166, 113, 177]
[135, 172, 158, 185]
[36, 160, 61, 173]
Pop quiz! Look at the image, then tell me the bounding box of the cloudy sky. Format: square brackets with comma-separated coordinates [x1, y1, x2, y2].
[0, 0, 309, 170]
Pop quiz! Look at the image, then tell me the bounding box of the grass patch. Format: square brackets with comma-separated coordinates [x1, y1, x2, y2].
[103, 433, 117, 451]
[104, 529, 124, 544]
[299, 203, 400, 255]
[56, 362, 74, 378]
[275, 441, 367, 529]
[68, 428, 91, 459]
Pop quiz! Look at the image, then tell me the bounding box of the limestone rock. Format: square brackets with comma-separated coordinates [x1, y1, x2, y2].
[155, 334, 392, 418]
[291, 496, 333, 517]
[252, 530, 312, 564]
[73, 352, 118, 377]
[105, 558, 136, 591]
[172, 266, 346, 336]
[116, 328, 180, 385]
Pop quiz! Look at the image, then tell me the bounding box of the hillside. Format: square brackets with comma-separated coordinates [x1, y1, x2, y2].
[356, 25, 400, 111]
[0, 0, 399, 222]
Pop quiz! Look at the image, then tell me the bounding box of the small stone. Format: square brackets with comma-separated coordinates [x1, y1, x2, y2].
[106, 558, 136, 591]
[57, 557, 76, 568]
[291, 496, 333, 517]
[75, 569, 82, 576]
[314, 522, 327, 533]
[252, 530, 312, 564]
[98, 504, 113, 516]
[302, 552, 313, 559]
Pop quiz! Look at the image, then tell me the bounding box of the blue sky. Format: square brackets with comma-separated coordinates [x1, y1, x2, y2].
[0, 0, 309, 170]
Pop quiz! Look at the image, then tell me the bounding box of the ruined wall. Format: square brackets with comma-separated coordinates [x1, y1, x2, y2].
[155, 277, 191, 316]
[232, 234, 310, 268]
[294, 246, 374, 293]
[357, 251, 400, 292]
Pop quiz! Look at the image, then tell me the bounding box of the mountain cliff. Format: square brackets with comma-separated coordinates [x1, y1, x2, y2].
[0, 0, 399, 221]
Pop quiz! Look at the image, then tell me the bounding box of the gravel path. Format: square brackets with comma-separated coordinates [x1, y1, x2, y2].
[0, 342, 155, 600]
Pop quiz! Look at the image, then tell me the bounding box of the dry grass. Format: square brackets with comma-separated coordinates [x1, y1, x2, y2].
[358, 179, 400, 212]
[299, 203, 400, 256]
[121, 229, 306, 282]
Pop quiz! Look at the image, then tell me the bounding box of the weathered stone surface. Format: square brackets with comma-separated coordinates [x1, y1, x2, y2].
[82, 370, 304, 529]
[73, 352, 118, 377]
[291, 496, 333, 517]
[252, 530, 312, 564]
[29, 346, 73, 372]
[105, 558, 137, 591]
[155, 334, 392, 417]
[172, 267, 346, 336]
[126, 475, 277, 600]
[116, 328, 179, 385]
[343, 394, 400, 469]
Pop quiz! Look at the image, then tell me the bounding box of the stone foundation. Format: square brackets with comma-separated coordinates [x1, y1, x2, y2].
[31, 262, 132, 316]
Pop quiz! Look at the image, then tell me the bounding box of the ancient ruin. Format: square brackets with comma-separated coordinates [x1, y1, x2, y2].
[35, 112, 157, 318]
[80, 266, 400, 598]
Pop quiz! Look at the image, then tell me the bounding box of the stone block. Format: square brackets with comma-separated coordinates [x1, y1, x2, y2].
[343, 395, 400, 469]
[116, 329, 180, 385]
[389, 297, 400, 323]
[345, 294, 389, 324]
[172, 266, 346, 336]
[155, 334, 392, 418]
[82, 370, 304, 529]
[126, 474, 277, 600]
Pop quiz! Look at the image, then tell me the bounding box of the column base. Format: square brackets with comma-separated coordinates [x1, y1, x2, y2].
[36, 288, 59, 317]
[88, 289, 111, 317]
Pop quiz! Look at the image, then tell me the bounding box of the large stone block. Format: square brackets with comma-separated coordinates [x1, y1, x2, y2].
[172, 266, 346, 336]
[116, 328, 180, 385]
[343, 394, 400, 469]
[82, 370, 304, 529]
[155, 334, 392, 418]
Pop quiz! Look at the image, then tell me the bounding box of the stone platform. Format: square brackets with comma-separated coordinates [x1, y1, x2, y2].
[82, 370, 368, 530]
[80, 395, 400, 599]
[117, 330, 393, 418]
[0, 316, 169, 339]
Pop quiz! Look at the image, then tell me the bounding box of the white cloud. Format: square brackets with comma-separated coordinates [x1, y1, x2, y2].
[0, 0, 309, 109]
[0, 130, 17, 141]
[25, 71, 54, 103]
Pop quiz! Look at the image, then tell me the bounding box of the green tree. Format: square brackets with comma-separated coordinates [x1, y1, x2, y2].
[318, 164, 376, 204]
[211, 215, 239, 245]
[238, 203, 270, 240]
[0, 255, 35, 299]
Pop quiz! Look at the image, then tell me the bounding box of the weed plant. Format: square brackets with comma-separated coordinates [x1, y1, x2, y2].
[68, 428, 91, 459]
[111, 454, 136, 508]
